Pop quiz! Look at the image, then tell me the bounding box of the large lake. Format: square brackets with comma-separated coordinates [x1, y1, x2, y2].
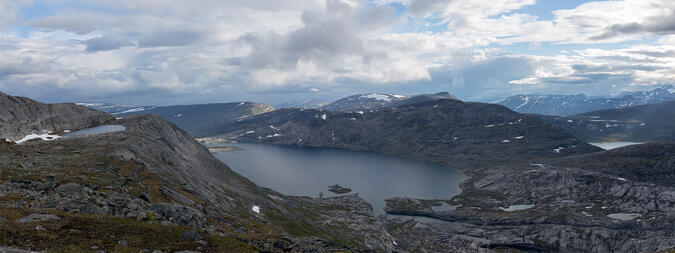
[210, 143, 465, 213]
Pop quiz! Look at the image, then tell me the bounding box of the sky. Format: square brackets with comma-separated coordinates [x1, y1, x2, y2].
[0, 0, 674, 105]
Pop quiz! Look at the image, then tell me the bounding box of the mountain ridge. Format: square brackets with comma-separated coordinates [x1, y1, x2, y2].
[537, 100, 675, 142]
[201, 98, 600, 169]
[495, 85, 675, 116]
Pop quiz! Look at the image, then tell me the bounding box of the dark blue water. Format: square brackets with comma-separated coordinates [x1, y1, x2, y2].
[210, 143, 465, 213]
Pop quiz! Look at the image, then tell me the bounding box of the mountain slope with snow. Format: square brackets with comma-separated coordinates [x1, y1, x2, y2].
[495, 86, 675, 116]
[201, 98, 599, 168]
[321, 92, 457, 112]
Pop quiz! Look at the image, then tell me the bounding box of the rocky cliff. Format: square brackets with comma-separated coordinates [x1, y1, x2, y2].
[0, 91, 114, 141]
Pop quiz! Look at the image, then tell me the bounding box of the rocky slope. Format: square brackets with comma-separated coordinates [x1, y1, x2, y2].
[201, 98, 600, 168]
[321, 92, 457, 112]
[538, 100, 675, 142]
[0, 95, 394, 251]
[384, 143, 675, 252]
[495, 85, 675, 116]
[0, 91, 114, 141]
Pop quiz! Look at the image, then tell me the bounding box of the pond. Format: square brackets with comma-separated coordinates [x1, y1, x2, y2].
[63, 125, 126, 137]
[210, 143, 465, 213]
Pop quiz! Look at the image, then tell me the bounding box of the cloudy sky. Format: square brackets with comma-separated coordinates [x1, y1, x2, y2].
[0, 0, 674, 105]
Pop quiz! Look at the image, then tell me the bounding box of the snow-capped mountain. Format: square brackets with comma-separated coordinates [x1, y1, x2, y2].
[321, 92, 457, 111]
[494, 85, 675, 116]
[76, 102, 156, 115]
[277, 99, 331, 109]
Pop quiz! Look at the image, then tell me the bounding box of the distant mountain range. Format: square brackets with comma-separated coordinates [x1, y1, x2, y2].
[117, 103, 274, 136]
[320, 92, 457, 112]
[538, 100, 675, 142]
[494, 85, 675, 116]
[75, 102, 156, 115]
[276, 99, 330, 109]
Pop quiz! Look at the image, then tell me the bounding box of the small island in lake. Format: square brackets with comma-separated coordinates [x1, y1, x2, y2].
[328, 184, 352, 194]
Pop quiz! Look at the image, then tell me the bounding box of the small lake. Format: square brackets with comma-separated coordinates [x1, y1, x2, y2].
[63, 125, 126, 137]
[210, 143, 465, 213]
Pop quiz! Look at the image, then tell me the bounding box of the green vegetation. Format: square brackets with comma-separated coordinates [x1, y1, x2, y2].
[0, 209, 255, 252]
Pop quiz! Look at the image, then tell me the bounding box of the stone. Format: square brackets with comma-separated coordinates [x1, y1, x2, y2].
[17, 213, 60, 223]
[151, 203, 205, 228]
[180, 230, 202, 241]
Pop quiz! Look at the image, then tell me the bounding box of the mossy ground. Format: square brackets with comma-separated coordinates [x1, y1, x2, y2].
[0, 208, 255, 252]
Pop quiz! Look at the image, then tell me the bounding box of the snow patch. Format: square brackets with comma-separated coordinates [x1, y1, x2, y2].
[251, 205, 260, 213]
[515, 96, 530, 109]
[485, 125, 495, 128]
[514, 136, 524, 139]
[608, 213, 640, 221]
[76, 102, 104, 107]
[361, 94, 391, 101]
[499, 204, 534, 212]
[502, 140, 510, 143]
[321, 114, 327, 120]
[356, 111, 364, 115]
[16, 133, 61, 143]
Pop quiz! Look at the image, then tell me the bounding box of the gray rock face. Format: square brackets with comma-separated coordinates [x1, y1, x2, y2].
[179, 230, 202, 241]
[384, 143, 675, 252]
[150, 203, 206, 228]
[0, 91, 114, 141]
[17, 213, 60, 223]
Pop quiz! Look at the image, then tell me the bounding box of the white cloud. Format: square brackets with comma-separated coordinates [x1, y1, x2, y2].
[0, 0, 31, 29]
[0, 0, 674, 104]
